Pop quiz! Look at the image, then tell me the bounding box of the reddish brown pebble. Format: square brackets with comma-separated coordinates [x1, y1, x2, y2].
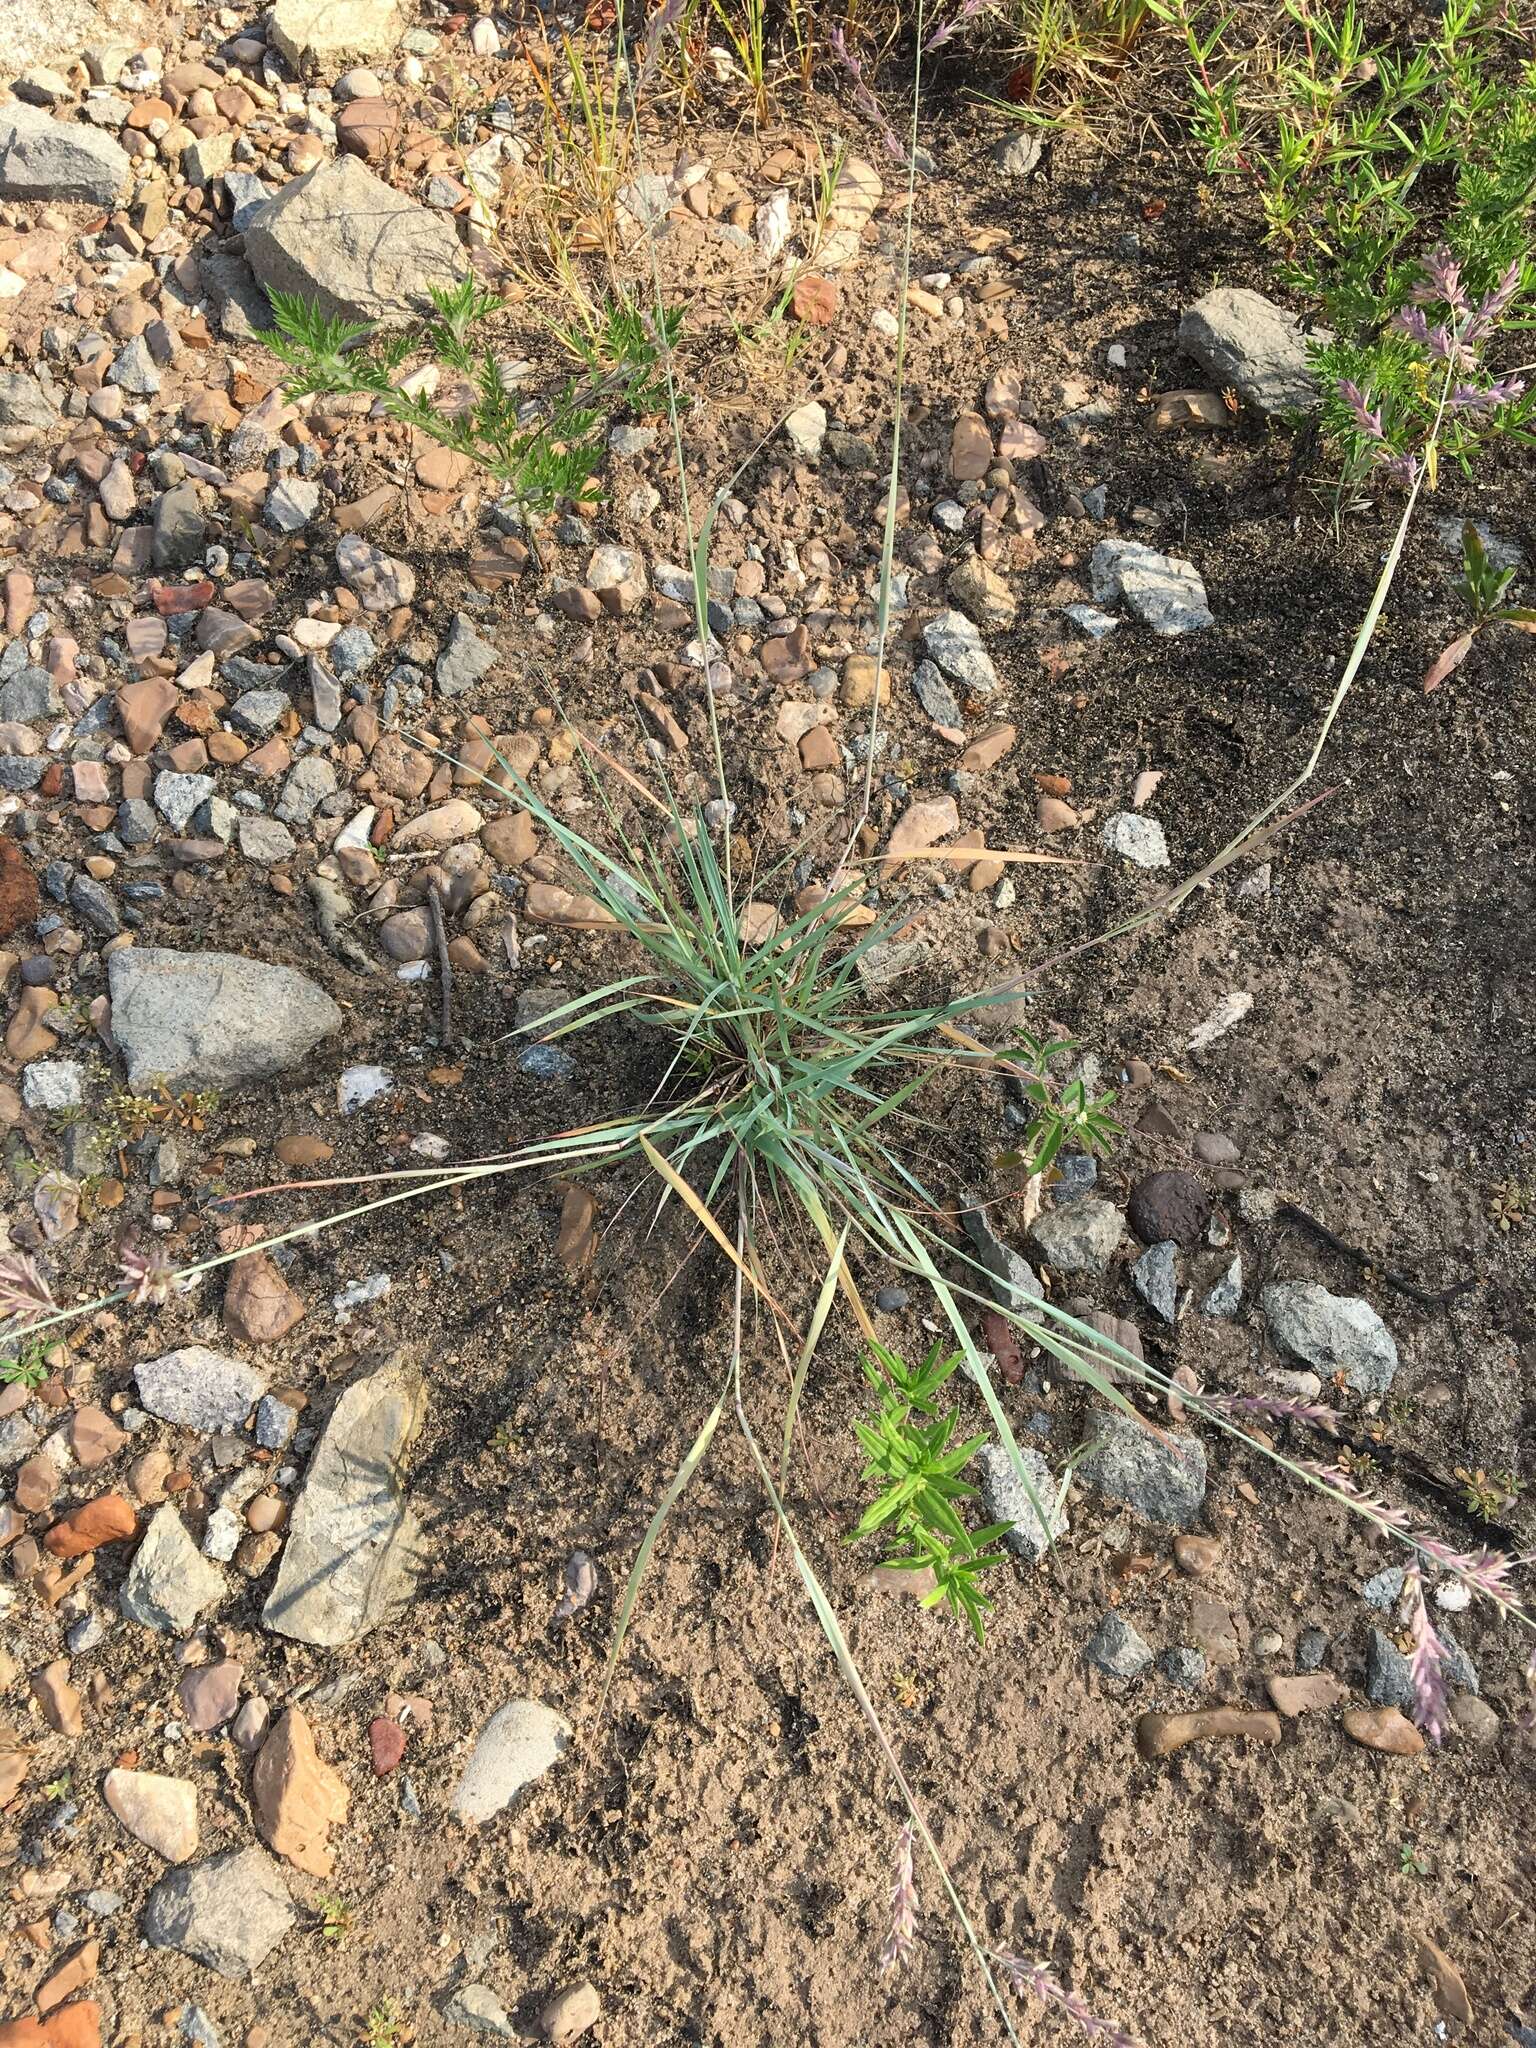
[0, 839, 40, 939]
[368, 1716, 407, 1775]
[223, 1252, 304, 1345]
[0, 2000, 103, 2046]
[1172, 1534, 1221, 1578]
[1342, 1706, 1425, 1756]
[42, 1494, 135, 1558]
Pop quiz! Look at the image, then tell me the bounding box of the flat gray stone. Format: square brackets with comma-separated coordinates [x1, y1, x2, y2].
[265, 477, 321, 532]
[1179, 286, 1325, 416]
[121, 1505, 227, 1634]
[452, 1700, 573, 1824]
[1030, 1195, 1123, 1276]
[1202, 1254, 1242, 1318]
[1158, 1646, 1206, 1688]
[1085, 1610, 1152, 1679]
[911, 659, 962, 728]
[921, 608, 998, 694]
[437, 613, 498, 698]
[151, 484, 206, 570]
[962, 1206, 1042, 1313]
[0, 369, 60, 454]
[246, 154, 465, 328]
[135, 1346, 267, 1433]
[0, 103, 130, 206]
[1101, 811, 1169, 868]
[0, 664, 59, 721]
[976, 1441, 1066, 1562]
[274, 754, 336, 825]
[993, 130, 1043, 178]
[270, 0, 404, 69]
[1130, 1239, 1178, 1323]
[1261, 1280, 1399, 1395]
[143, 1847, 294, 1979]
[263, 1350, 426, 1646]
[1091, 539, 1212, 636]
[154, 770, 216, 833]
[109, 947, 342, 1093]
[445, 1984, 516, 2037]
[238, 816, 298, 864]
[1081, 1408, 1207, 1526]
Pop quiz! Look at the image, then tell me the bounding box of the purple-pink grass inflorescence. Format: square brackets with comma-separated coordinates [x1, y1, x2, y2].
[0, 1251, 55, 1336]
[992, 1950, 1146, 2047]
[118, 1242, 178, 1308]
[879, 1823, 918, 1974]
[827, 27, 907, 162]
[1340, 246, 1527, 479]
[1400, 1568, 1451, 1745]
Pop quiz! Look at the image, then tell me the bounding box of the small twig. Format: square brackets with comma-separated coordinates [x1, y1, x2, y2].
[1278, 1203, 1477, 1309]
[428, 884, 454, 1047]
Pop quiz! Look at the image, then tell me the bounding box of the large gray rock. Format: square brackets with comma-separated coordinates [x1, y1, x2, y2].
[0, 369, 59, 455]
[1029, 1195, 1123, 1276]
[1364, 1623, 1477, 1709]
[0, 103, 130, 205]
[135, 1346, 267, 1433]
[263, 1351, 426, 1646]
[452, 1700, 573, 1824]
[121, 1505, 227, 1633]
[1081, 1408, 1207, 1527]
[245, 154, 465, 327]
[270, 0, 405, 71]
[976, 1442, 1065, 1562]
[1179, 286, 1325, 416]
[108, 947, 342, 1093]
[1091, 539, 1212, 636]
[1261, 1280, 1399, 1395]
[143, 1847, 294, 1979]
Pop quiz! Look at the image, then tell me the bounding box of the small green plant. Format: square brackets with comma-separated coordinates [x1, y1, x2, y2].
[849, 1342, 1014, 1644]
[43, 1773, 72, 1801]
[1456, 1466, 1524, 1521]
[0, 1338, 50, 1390]
[360, 1998, 405, 2048]
[1423, 521, 1536, 689]
[266, 277, 606, 533]
[1001, 1031, 1123, 1177]
[548, 292, 684, 414]
[1489, 1176, 1533, 1231]
[317, 1894, 352, 1944]
[1397, 1840, 1428, 1879]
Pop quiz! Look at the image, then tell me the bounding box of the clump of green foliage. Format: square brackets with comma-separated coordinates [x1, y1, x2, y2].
[0, 1338, 50, 1390]
[849, 1342, 1013, 1643]
[266, 276, 679, 530]
[549, 291, 684, 413]
[1160, 0, 1536, 476]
